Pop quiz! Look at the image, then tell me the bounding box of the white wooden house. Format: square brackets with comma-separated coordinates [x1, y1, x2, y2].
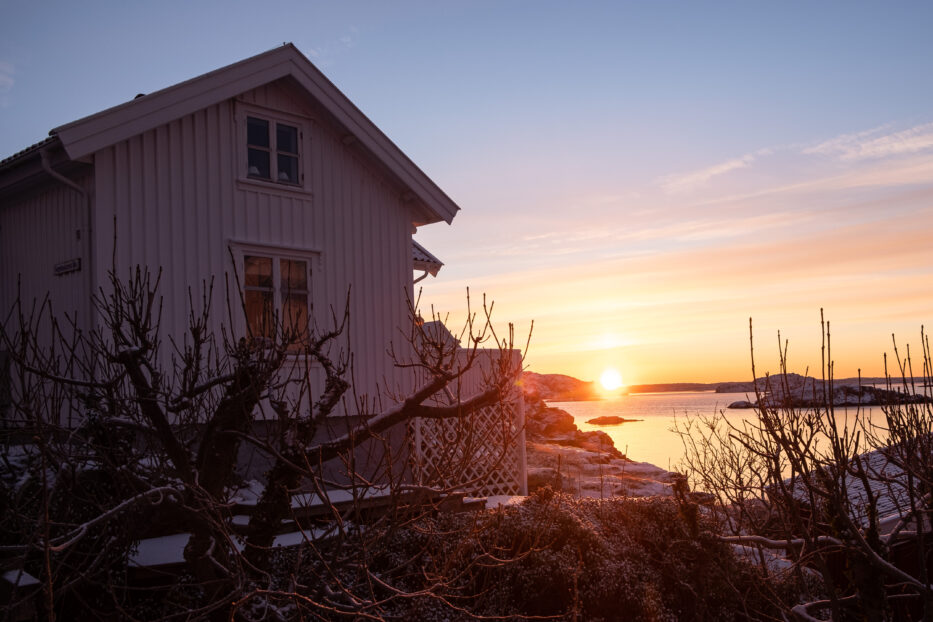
[0, 44, 525, 496]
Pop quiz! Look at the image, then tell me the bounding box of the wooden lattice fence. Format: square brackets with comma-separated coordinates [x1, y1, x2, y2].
[409, 350, 526, 497]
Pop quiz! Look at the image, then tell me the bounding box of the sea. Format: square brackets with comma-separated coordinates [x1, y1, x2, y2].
[549, 391, 895, 473]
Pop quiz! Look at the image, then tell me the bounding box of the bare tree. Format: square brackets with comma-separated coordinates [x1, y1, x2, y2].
[0, 265, 527, 621]
[677, 312, 933, 621]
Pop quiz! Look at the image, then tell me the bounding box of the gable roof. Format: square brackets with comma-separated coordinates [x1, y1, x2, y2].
[49, 44, 459, 225]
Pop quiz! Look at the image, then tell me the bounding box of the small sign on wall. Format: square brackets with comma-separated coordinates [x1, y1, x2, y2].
[54, 258, 81, 276]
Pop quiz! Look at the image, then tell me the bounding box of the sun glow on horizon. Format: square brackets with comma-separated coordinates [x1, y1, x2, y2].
[599, 368, 624, 392]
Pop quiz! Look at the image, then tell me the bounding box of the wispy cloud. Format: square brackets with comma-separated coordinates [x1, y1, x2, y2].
[658, 148, 772, 193]
[805, 122, 933, 160]
[299, 26, 359, 68]
[340, 27, 359, 47]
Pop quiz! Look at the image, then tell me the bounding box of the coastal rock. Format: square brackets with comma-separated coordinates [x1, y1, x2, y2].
[586, 415, 642, 425]
[829, 385, 929, 406]
[526, 466, 561, 491]
[573, 430, 623, 458]
[724, 377, 930, 409]
[523, 396, 674, 498]
[519, 371, 598, 401]
[525, 407, 577, 438]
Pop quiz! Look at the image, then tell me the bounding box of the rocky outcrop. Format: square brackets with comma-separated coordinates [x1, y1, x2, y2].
[523, 397, 674, 498]
[725, 374, 931, 408]
[526, 405, 622, 458]
[519, 371, 598, 401]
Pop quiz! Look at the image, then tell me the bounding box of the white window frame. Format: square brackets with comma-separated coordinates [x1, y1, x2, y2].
[229, 242, 320, 352]
[237, 105, 309, 192]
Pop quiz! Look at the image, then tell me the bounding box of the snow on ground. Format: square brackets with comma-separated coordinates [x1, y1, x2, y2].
[525, 440, 674, 498]
[731, 544, 796, 575]
[482, 495, 526, 509]
[2, 568, 40, 587]
[130, 533, 191, 567]
[129, 526, 337, 568]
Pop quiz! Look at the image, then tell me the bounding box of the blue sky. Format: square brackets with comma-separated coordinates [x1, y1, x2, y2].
[3, 1, 933, 382]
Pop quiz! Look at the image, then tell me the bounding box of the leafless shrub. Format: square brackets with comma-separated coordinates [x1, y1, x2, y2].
[677, 311, 933, 621]
[0, 265, 528, 621]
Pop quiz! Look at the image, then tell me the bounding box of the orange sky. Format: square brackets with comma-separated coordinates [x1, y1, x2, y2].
[417, 144, 933, 385]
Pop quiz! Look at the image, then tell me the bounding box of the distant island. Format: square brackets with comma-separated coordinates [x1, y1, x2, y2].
[521, 370, 920, 402]
[586, 416, 643, 425]
[724, 372, 931, 408]
[519, 371, 750, 401]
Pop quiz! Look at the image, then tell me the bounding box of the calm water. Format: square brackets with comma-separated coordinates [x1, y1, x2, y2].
[550, 392, 889, 472]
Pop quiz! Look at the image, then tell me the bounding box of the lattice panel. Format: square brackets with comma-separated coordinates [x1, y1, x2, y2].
[410, 386, 526, 497]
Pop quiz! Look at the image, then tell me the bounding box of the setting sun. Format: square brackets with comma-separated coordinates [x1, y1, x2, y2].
[599, 368, 624, 391]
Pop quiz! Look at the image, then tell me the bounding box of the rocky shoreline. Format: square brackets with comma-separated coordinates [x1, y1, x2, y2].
[726, 373, 932, 409]
[523, 396, 674, 498]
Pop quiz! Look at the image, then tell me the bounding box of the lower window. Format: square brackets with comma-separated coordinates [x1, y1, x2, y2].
[243, 254, 311, 347]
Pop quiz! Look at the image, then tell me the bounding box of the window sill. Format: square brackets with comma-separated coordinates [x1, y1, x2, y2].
[237, 176, 312, 198]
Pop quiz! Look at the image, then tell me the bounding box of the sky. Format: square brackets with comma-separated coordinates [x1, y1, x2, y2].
[2, 1, 933, 384]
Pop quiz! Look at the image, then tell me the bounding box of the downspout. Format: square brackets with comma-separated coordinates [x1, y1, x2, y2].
[40, 148, 94, 342]
[413, 269, 431, 285]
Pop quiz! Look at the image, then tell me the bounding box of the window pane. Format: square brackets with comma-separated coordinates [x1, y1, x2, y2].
[277, 154, 299, 184]
[248, 148, 271, 179]
[277, 123, 299, 154]
[244, 256, 273, 288]
[280, 259, 308, 291]
[282, 292, 309, 342]
[245, 289, 273, 338]
[247, 117, 270, 147]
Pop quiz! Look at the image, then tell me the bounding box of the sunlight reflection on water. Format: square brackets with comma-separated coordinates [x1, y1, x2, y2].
[550, 392, 887, 473]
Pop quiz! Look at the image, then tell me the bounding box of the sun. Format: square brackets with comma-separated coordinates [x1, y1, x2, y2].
[599, 368, 624, 392]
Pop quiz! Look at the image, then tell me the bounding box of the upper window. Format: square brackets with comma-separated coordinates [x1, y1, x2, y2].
[246, 116, 301, 185]
[243, 254, 311, 348]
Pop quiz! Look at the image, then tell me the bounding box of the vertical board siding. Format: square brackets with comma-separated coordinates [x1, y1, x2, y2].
[0, 173, 92, 336]
[92, 79, 413, 409]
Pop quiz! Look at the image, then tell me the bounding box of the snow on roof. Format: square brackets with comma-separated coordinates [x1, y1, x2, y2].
[845, 448, 913, 528]
[783, 446, 915, 532]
